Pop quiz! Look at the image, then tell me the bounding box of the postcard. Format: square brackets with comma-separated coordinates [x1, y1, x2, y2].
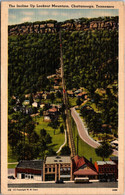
[1, 1, 125, 194]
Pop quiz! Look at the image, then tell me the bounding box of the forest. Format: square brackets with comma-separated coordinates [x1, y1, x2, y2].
[8, 16, 118, 161]
[62, 28, 118, 138]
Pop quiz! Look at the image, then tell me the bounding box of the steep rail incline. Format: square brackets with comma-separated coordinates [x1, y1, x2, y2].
[59, 31, 76, 157]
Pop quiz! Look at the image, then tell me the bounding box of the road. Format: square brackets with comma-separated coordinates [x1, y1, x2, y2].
[71, 107, 118, 156]
[8, 182, 118, 188]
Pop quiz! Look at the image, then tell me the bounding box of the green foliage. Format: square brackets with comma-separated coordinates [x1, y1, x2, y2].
[8, 33, 60, 96]
[95, 142, 113, 161]
[60, 125, 64, 134]
[60, 146, 71, 155]
[76, 98, 82, 106]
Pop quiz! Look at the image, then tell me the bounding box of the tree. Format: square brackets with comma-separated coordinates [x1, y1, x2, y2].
[29, 93, 34, 106]
[50, 93, 55, 103]
[76, 98, 82, 106]
[16, 143, 34, 160]
[60, 146, 71, 155]
[60, 125, 64, 134]
[47, 148, 56, 156]
[56, 90, 62, 98]
[95, 142, 113, 161]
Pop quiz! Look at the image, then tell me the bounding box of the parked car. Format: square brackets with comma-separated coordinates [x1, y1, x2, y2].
[8, 175, 15, 179]
[55, 179, 64, 184]
[99, 178, 107, 182]
[74, 177, 89, 183]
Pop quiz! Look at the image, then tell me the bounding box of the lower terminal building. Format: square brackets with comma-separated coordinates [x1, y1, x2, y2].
[15, 160, 43, 181]
[43, 156, 73, 181]
[72, 155, 98, 180]
[94, 161, 118, 181]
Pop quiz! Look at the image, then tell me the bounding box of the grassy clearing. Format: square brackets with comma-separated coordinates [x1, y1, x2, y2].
[34, 116, 65, 152]
[71, 116, 111, 163]
[8, 164, 17, 169]
[68, 97, 77, 107]
[41, 97, 62, 104]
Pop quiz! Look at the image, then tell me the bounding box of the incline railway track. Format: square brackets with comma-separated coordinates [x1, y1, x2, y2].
[59, 31, 76, 157]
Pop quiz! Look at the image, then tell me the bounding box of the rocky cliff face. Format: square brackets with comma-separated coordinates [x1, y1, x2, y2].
[8, 19, 118, 36]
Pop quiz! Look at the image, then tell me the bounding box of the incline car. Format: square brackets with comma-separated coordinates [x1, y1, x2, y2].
[74, 177, 89, 183]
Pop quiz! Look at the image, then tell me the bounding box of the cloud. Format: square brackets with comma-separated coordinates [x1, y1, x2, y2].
[38, 10, 49, 15]
[21, 11, 34, 16]
[10, 14, 16, 19]
[21, 16, 32, 23]
[61, 12, 68, 17]
[51, 11, 59, 16]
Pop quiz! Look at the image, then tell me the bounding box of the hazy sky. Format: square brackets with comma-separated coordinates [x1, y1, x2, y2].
[9, 9, 118, 25]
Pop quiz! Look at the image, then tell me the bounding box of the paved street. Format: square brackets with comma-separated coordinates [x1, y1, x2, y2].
[8, 182, 118, 188]
[71, 107, 118, 156]
[71, 107, 100, 148]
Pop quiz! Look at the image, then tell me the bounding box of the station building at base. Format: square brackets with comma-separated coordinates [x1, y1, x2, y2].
[72, 155, 98, 180]
[43, 156, 73, 181]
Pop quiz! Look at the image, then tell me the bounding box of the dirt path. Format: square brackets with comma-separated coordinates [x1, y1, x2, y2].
[56, 130, 67, 153]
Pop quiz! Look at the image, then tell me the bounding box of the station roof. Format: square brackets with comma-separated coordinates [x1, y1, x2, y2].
[16, 160, 43, 170]
[96, 161, 116, 165]
[45, 156, 71, 164]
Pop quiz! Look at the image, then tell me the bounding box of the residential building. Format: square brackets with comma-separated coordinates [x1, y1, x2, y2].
[94, 161, 118, 180]
[40, 103, 45, 109]
[72, 155, 98, 180]
[32, 102, 39, 108]
[44, 115, 51, 122]
[15, 160, 43, 181]
[23, 100, 30, 106]
[48, 107, 58, 115]
[43, 156, 73, 181]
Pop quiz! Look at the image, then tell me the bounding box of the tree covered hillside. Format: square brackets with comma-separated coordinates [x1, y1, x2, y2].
[8, 33, 60, 97]
[62, 29, 118, 137]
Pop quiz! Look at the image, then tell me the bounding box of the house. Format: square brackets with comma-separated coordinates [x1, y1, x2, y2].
[42, 93, 50, 100]
[23, 100, 30, 106]
[15, 160, 43, 181]
[67, 90, 74, 97]
[40, 103, 45, 109]
[32, 102, 39, 108]
[74, 89, 83, 95]
[43, 156, 73, 181]
[111, 140, 118, 147]
[72, 155, 98, 180]
[48, 107, 58, 115]
[44, 115, 51, 122]
[50, 104, 62, 111]
[25, 94, 31, 98]
[13, 106, 20, 112]
[54, 86, 60, 90]
[94, 161, 118, 181]
[76, 92, 87, 99]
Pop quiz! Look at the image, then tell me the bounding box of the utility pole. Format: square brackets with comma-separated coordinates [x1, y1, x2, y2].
[77, 134, 79, 155]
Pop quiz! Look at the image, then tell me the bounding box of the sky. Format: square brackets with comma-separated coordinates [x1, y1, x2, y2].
[9, 9, 119, 25]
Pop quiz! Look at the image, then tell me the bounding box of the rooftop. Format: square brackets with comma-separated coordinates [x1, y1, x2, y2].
[45, 156, 71, 164]
[48, 107, 58, 112]
[110, 156, 118, 161]
[73, 155, 96, 172]
[16, 160, 43, 170]
[96, 161, 116, 165]
[74, 169, 98, 176]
